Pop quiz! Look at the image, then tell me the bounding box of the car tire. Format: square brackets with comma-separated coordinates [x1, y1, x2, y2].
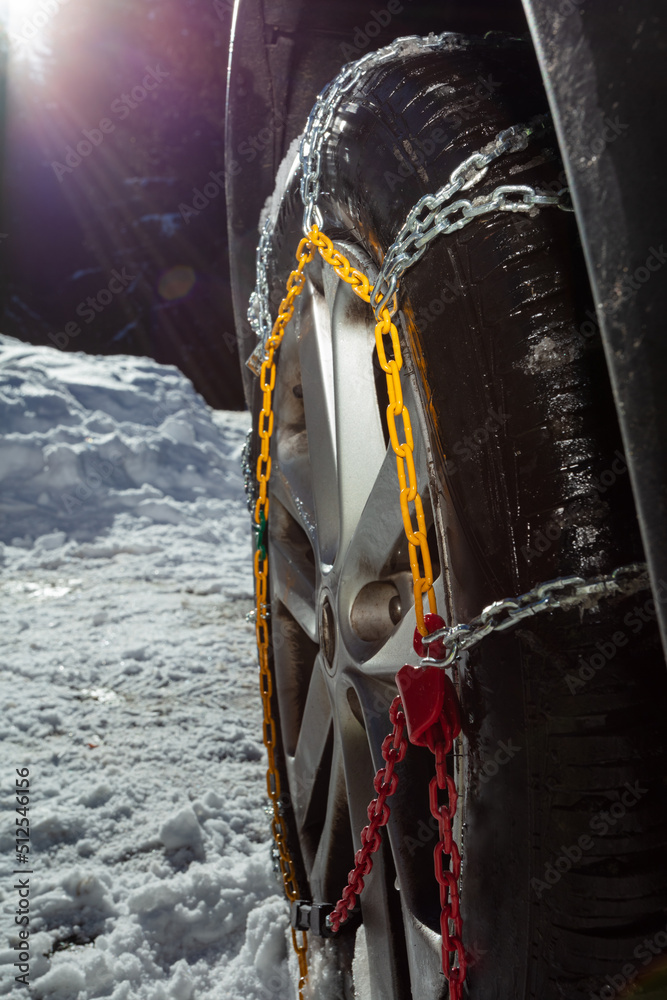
[254, 34, 667, 1000]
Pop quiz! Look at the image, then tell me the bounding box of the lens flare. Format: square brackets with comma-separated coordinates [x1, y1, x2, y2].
[5, 0, 57, 61]
[610, 952, 667, 998]
[158, 265, 197, 302]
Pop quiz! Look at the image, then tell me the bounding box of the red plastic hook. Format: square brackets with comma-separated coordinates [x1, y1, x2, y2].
[395, 664, 461, 747]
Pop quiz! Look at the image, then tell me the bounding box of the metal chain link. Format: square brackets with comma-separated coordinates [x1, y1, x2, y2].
[242, 428, 257, 514]
[369, 119, 542, 318]
[419, 562, 650, 666]
[299, 32, 465, 235]
[297, 33, 572, 320]
[250, 33, 462, 343]
[248, 33, 571, 361]
[247, 217, 274, 344]
[372, 156, 572, 320]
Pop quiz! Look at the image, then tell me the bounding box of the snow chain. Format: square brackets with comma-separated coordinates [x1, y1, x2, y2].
[249, 32, 649, 1000]
[253, 221, 471, 995]
[253, 154, 564, 1000]
[251, 219, 653, 999]
[254, 236, 314, 1000]
[252, 224, 425, 987]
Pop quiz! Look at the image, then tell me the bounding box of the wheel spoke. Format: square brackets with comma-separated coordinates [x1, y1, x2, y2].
[272, 309, 318, 543]
[308, 732, 352, 902]
[287, 661, 333, 837]
[338, 444, 405, 583]
[271, 446, 317, 547]
[269, 532, 317, 643]
[336, 677, 412, 1000]
[400, 905, 444, 999]
[355, 883, 411, 1000]
[338, 389, 440, 664]
[296, 279, 340, 565]
[325, 262, 388, 559]
[372, 572, 448, 679]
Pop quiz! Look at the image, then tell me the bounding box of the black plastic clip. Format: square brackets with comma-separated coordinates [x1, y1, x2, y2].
[290, 900, 336, 938]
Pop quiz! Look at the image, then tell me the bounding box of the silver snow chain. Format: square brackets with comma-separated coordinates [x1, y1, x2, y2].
[241, 427, 257, 513]
[419, 563, 650, 668]
[247, 31, 572, 364]
[370, 123, 572, 320]
[247, 217, 274, 350]
[243, 29, 614, 660]
[299, 32, 466, 235]
[249, 32, 467, 347]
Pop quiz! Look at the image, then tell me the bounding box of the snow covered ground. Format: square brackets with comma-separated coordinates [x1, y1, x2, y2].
[0, 336, 313, 1000]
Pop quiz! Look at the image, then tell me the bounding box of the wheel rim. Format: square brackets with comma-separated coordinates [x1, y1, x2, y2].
[267, 241, 459, 999]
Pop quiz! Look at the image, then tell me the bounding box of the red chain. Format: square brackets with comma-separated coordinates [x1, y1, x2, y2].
[426, 719, 467, 999]
[327, 688, 466, 1000]
[327, 697, 407, 933]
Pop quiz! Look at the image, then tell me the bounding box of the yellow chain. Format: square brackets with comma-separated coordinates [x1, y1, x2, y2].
[254, 235, 314, 999]
[308, 226, 437, 633]
[252, 224, 438, 999]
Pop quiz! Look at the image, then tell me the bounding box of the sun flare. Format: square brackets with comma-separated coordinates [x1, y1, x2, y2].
[5, 0, 60, 59]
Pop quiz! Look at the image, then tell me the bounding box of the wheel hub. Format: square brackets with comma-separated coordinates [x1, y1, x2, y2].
[350, 580, 402, 642]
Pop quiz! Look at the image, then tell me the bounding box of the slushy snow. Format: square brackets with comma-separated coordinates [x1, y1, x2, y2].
[0, 335, 325, 999]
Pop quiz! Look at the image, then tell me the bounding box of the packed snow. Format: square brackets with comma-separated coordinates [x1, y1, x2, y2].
[0, 336, 339, 1000]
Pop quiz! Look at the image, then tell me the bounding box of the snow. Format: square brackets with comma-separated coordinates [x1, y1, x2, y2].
[0, 335, 304, 999]
[0, 336, 245, 545]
